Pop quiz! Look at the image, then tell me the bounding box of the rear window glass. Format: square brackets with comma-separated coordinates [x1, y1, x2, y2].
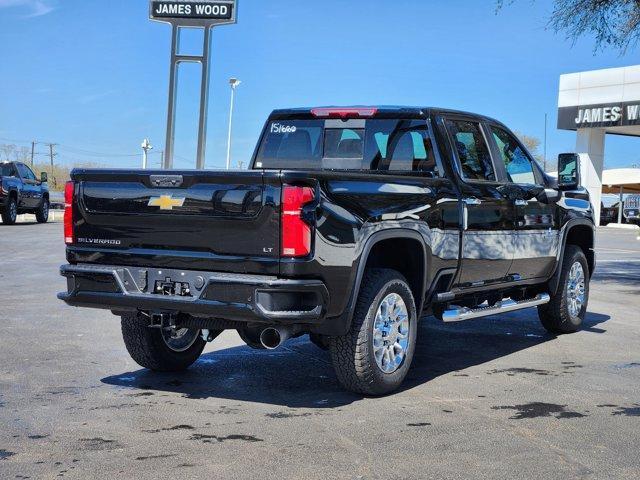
[1, 163, 16, 176]
[254, 119, 439, 175]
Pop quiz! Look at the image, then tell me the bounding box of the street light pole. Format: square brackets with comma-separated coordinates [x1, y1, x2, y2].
[226, 78, 241, 170]
[543, 113, 548, 172]
[141, 138, 153, 169]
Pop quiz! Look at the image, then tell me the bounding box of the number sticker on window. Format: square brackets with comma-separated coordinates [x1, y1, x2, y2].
[270, 123, 298, 134]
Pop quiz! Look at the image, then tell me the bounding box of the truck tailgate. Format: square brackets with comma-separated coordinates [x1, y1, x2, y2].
[69, 169, 281, 274]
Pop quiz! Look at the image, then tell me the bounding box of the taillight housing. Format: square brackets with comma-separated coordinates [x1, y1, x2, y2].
[64, 181, 75, 245]
[281, 185, 315, 258]
[311, 107, 378, 119]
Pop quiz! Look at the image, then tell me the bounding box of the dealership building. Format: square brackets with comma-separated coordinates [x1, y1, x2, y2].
[558, 65, 640, 225]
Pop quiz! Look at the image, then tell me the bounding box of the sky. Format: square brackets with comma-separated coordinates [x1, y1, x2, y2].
[0, 0, 639, 171]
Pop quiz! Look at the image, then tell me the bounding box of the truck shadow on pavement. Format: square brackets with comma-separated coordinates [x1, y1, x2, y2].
[102, 310, 610, 409]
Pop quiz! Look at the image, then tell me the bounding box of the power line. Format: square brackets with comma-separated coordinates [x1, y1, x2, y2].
[57, 144, 160, 158]
[0, 137, 161, 159]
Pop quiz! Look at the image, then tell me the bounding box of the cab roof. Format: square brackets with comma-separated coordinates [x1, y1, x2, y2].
[269, 106, 503, 124]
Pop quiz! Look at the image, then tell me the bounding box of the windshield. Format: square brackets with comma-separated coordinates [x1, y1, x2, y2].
[254, 119, 439, 174]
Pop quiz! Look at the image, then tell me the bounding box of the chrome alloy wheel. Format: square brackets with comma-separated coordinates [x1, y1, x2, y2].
[373, 293, 410, 374]
[41, 201, 49, 219]
[162, 327, 199, 352]
[566, 261, 586, 317]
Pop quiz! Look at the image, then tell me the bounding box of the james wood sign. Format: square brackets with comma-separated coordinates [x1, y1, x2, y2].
[149, 0, 237, 25]
[558, 101, 640, 130]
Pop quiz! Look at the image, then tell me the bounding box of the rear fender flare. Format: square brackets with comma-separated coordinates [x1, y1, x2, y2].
[342, 229, 429, 331]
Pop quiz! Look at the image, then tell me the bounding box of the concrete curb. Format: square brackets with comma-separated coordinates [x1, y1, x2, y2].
[601, 223, 640, 231]
[14, 210, 64, 224]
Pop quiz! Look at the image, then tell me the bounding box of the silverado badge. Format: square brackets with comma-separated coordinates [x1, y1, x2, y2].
[148, 195, 186, 210]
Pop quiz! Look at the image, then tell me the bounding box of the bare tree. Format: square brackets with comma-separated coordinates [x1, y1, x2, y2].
[0, 144, 16, 162]
[14, 146, 30, 163]
[514, 131, 552, 170]
[497, 0, 640, 52]
[514, 131, 541, 155]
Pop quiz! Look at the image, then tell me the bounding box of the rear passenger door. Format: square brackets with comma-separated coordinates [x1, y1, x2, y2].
[442, 117, 515, 288]
[488, 124, 560, 280]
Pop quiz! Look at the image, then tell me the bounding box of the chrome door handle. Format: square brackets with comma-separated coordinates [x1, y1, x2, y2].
[514, 199, 528, 206]
[463, 204, 469, 231]
[463, 197, 482, 206]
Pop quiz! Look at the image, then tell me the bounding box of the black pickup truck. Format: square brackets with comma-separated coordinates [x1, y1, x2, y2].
[58, 107, 595, 395]
[1, 161, 50, 225]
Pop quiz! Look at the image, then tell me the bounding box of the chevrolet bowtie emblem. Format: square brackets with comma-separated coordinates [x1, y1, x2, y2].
[148, 195, 186, 211]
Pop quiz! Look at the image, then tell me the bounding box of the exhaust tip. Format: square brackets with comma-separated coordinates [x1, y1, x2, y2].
[259, 328, 282, 350]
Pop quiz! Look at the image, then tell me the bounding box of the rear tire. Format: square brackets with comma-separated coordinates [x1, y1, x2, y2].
[309, 333, 330, 351]
[1, 197, 17, 225]
[35, 199, 49, 223]
[538, 245, 589, 334]
[329, 268, 417, 396]
[121, 313, 206, 372]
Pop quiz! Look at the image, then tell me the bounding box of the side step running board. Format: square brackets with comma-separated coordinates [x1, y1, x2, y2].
[442, 293, 550, 323]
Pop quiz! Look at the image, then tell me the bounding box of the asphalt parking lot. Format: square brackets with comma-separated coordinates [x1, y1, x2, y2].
[1, 221, 639, 479]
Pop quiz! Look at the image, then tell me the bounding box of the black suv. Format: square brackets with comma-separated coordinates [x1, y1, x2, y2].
[59, 107, 595, 395]
[0, 161, 50, 225]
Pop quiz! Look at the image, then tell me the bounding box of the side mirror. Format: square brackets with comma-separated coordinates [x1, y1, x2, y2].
[40, 172, 48, 183]
[557, 153, 580, 190]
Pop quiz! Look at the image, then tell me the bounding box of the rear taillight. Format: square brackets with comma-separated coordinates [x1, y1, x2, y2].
[64, 181, 74, 245]
[281, 185, 315, 258]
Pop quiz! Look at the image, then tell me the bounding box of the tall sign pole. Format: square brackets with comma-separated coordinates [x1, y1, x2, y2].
[149, 1, 238, 170]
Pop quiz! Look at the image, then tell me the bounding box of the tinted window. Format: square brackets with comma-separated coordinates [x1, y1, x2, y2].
[446, 120, 495, 181]
[1, 163, 16, 177]
[255, 118, 438, 174]
[255, 120, 324, 169]
[491, 126, 537, 184]
[324, 128, 364, 159]
[366, 120, 437, 174]
[17, 163, 36, 180]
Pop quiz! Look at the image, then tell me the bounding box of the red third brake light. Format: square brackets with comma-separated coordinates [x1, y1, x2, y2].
[64, 181, 75, 245]
[281, 185, 315, 258]
[311, 107, 378, 119]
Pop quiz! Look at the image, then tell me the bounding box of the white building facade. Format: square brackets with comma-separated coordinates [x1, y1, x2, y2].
[558, 65, 640, 224]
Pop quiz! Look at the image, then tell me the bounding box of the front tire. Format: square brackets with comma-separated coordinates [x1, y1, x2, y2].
[35, 199, 49, 223]
[329, 268, 417, 396]
[538, 245, 589, 334]
[121, 313, 206, 372]
[1, 197, 17, 225]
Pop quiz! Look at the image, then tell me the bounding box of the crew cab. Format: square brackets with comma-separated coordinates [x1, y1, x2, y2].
[0, 161, 50, 225]
[58, 107, 595, 395]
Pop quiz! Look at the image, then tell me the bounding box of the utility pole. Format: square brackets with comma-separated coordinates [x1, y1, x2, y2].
[30, 141, 36, 168]
[46, 143, 57, 188]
